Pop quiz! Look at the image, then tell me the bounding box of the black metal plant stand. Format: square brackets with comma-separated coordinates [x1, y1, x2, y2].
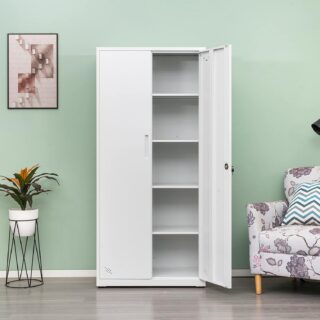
[5, 218, 43, 288]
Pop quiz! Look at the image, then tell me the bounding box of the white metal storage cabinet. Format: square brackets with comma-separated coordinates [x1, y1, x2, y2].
[97, 47, 232, 288]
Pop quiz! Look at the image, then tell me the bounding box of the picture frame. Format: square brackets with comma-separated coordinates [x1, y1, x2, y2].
[7, 33, 59, 109]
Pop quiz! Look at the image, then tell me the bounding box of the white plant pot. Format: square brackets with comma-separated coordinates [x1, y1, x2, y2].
[9, 209, 39, 237]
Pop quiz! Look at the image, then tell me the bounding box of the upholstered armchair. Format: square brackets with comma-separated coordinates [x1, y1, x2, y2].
[247, 166, 320, 294]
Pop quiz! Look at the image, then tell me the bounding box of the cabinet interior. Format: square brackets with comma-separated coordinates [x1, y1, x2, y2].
[153, 97, 198, 141]
[152, 52, 199, 279]
[153, 189, 198, 234]
[153, 143, 198, 186]
[153, 235, 198, 277]
[153, 54, 199, 94]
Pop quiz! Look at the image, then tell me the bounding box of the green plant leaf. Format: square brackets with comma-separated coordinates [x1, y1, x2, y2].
[32, 176, 60, 185]
[0, 189, 11, 196]
[0, 184, 20, 196]
[28, 189, 51, 197]
[30, 172, 58, 183]
[0, 176, 20, 188]
[26, 195, 33, 208]
[24, 166, 39, 185]
[4, 191, 24, 210]
[14, 173, 24, 189]
[31, 182, 42, 192]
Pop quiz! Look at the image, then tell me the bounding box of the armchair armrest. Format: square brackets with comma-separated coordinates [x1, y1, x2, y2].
[247, 200, 288, 274]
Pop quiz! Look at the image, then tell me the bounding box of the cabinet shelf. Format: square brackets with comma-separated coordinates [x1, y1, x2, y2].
[152, 93, 199, 97]
[153, 226, 198, 235]
[153, 267, 198, 278]
[152, 184, 198, 189]
[153, 139, 198, 143]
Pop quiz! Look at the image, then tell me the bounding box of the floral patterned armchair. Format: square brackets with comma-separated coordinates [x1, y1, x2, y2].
[247, 166, 320, 294]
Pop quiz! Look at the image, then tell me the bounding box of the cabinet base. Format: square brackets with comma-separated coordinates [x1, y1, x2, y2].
[97, 277, 205, 287]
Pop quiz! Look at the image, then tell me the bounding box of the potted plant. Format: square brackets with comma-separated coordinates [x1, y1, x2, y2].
[0, 164, 59, 237]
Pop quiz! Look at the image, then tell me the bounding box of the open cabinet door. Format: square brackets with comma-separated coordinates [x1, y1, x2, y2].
[199, 45, 232, 288]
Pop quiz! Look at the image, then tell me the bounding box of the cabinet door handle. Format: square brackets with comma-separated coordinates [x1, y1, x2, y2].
[144, 134, 150, 158]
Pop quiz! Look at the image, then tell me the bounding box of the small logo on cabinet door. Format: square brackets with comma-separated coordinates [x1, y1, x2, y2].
[104, 267, 112, 275]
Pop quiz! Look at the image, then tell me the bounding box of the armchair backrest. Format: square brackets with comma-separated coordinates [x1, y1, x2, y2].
[284, 166, 320, 202]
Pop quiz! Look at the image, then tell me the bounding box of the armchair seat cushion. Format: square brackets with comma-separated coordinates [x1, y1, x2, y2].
[260, 225, 320, 256]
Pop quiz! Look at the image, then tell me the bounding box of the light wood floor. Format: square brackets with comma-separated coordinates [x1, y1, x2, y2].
[1, 277, 320, 319]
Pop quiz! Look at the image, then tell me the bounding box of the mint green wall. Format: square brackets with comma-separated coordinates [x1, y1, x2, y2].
[0, 0, 319, 270]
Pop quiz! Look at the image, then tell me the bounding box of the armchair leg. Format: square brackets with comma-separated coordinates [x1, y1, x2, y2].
[255, 275, 262, 295]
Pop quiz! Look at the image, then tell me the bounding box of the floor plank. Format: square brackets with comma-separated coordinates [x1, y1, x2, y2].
[0, 277, 320, 319]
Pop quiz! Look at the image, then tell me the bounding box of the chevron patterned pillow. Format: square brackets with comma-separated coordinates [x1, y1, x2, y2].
[282, 182, 320, 225]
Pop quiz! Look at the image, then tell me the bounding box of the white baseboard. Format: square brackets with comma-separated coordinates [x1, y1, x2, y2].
[232, 269, 252, 277]
[0, 270, 96, 278]
[0, 269, 252, 278]
[43, 270, 97, 277]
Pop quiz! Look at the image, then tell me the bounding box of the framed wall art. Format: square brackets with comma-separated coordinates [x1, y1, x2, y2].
[8, 33, 58, 109]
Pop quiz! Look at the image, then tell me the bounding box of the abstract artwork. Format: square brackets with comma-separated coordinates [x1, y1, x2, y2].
[8, 34, 58, 109]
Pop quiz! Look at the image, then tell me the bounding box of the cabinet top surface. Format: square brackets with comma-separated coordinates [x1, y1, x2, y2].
[96, 47, 207, 53]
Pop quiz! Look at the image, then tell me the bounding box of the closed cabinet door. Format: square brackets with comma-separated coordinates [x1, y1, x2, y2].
[199, 46, 232, 288]
[97, 50, 152, 280]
